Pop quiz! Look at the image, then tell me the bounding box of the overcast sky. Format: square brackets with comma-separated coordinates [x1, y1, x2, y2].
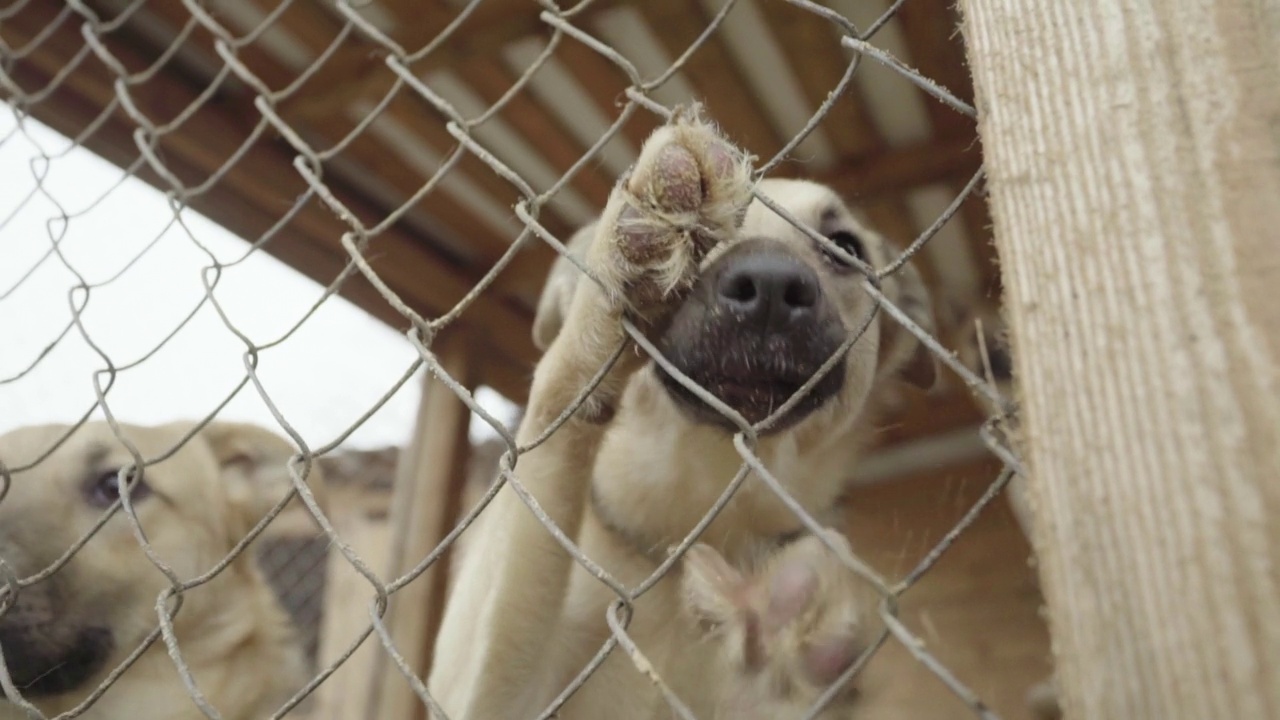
[0, 109, 517, 451]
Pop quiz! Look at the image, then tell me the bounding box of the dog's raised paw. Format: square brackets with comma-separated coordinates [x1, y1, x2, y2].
[592, 106, 753, 322]
[683, 531, 879, 714]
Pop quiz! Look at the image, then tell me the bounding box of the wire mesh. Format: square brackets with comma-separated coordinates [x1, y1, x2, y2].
[0, 0, 1029, 718]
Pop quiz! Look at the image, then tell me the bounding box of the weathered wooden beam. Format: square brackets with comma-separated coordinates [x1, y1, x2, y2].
[633, 0, 787, 160]
[373, 330, 476, 720]
[757, 0, 881, 159]
[809, 135, 981, 201]
[451, 55, 614, 208]
[754, 0, 942, 317]
[961, 0, 1280, 717]
[892, 0, 976, 141]
[107, 0, 566, 304]
[1, 1, 540, 399]
[552, 33, 663, 150]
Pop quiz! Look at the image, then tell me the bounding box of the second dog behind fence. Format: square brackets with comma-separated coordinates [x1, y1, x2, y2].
[0, 422, 325, 720]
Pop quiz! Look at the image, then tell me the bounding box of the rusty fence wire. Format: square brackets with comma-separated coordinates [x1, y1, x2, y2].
[0, 0, 1024, 718]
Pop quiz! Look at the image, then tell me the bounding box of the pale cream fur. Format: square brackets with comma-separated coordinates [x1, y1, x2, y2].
[0, 421, 326, 719]
[431, 109, 935, 719]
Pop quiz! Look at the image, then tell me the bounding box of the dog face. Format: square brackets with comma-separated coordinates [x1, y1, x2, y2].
[534, 177, 936, 436]
[0, 421, 323, 703]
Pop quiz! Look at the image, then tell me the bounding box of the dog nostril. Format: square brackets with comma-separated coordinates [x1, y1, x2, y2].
[784, 276, 817, 309]
[712, 247, 823, 325]
[723, 274, 758, 304]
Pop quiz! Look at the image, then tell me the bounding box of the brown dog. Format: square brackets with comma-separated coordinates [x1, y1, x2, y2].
[430, 108, 937, 719]
[0, 421, 326, 719]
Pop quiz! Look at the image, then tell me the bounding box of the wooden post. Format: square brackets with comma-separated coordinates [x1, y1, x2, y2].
[957, 1, 1280, 718]
[372, 330, 476, 720]
[312, 485, 394, 720]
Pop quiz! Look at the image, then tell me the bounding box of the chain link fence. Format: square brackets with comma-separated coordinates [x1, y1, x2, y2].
[0, 0, 1029, 718]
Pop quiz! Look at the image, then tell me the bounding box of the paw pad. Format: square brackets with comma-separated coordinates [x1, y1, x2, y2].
[591, 105, 754, 321]
[638, 143, 703, 214]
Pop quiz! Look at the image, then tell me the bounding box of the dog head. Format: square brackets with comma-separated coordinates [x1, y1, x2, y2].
[0, 421, 324, 705]
[534, 178, 936, 436]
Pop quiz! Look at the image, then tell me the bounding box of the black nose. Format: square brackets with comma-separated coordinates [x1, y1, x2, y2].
[715, 249, 820, 328]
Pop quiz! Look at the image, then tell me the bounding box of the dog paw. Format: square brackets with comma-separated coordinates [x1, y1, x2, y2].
[682, 530, 879, 712]
[591, 106, 753, 324]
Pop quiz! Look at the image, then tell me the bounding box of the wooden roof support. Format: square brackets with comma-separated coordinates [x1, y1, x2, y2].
[304, 1, 655, 155]
[5, 0, 996, 406]
[373, 329, 476, 720]
[376, 0, 581, 59]
[633, 0, 786, 161]
[757, 0, 882, 160]
[451, 55, 615, 209]
[2, 1, 539, 395]
[0, 61, 386, 335]
[551, 14, 981, 205]
[143, 0, 578, 254]
[4, 57, 541, 406]
[756, 0, 944, 305]
[891, 0, 976, 142]
[246, 0, 383, 98]
[177, 1, 579, 254]
[880, 0, 993, 316]
[810, 135, 981, 201]
[267, 0, 550, 128]
[79, 0, 560, 307]
[552, 34, 664, 150]
[312, 479, 395, 720]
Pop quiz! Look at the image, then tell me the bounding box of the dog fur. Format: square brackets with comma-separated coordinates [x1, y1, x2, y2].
[430, 108, 937, 719]
[0, 421, 326, 719]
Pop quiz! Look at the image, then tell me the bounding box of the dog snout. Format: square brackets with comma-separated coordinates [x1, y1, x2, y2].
[714, 246, 820, 329]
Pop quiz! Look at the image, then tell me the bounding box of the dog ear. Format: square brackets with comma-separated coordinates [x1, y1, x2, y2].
[199, 422, 328, 543]
[532, 224, 596, 351]
[877, 259, 938, 390]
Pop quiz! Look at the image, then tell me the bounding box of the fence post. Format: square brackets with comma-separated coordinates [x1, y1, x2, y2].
[372, 329, 476, 720]
[957, 1, 1280, 717]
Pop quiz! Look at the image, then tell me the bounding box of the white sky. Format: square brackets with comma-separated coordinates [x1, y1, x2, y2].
[0, 108, 518, 451]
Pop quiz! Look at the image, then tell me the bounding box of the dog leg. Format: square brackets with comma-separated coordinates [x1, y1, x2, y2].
[431, 107, 753, 718]
[683, 530, 879, 718]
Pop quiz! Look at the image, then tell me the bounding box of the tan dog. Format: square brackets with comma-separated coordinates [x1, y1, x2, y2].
[430, 108, 936, 719]
[0, 421, 326, 719]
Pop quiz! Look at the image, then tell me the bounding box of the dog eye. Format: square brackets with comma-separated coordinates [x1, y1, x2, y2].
[822, 231, 868, 268]
[86, 469, 149, 508]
